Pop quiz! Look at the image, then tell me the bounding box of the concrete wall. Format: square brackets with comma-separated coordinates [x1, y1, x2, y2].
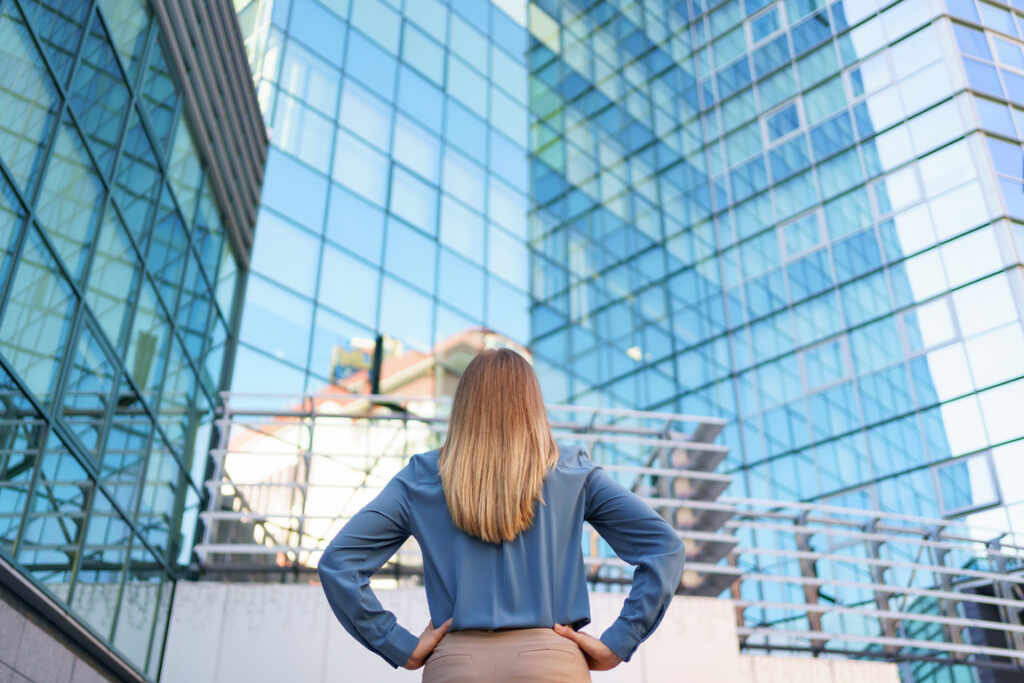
[161, 583, 899, 683]
[0, 583, 117, 683]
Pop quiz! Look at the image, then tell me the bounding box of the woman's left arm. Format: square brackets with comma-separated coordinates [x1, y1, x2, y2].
[317, 470, 420, 669]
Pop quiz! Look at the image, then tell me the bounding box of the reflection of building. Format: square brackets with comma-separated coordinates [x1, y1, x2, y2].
[200, 328, 529, 578]
[0, 0, 264, 680]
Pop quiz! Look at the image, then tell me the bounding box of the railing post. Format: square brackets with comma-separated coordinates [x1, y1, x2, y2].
[864, 518, 899, 656]
[794, 511, 826, 652]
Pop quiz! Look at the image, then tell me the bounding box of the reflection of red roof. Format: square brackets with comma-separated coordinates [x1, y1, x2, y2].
[227, 326, 529, 450]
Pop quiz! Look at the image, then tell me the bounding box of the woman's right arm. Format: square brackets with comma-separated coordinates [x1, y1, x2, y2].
[583, 465, 686, 663]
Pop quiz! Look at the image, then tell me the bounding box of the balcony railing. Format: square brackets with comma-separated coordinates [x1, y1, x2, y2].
[194, 392, 1024, 675]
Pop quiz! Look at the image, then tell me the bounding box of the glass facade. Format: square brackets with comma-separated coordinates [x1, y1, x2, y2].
[0, 0, 246, 678]
[235, 0, 534, 397]
[525, 0, 1024, 680]
[236, 0, 1024, 680]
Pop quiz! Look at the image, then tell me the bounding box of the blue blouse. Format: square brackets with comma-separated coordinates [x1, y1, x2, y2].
[317, 444, 686, 669]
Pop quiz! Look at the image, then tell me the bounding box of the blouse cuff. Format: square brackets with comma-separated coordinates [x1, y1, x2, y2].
[599, 618, 639, 663]
[378, 624, 420, 669]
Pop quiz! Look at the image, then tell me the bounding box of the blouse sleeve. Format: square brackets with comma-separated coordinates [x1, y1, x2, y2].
[583, 464, 686, 663]
[317, 469, 420, 669]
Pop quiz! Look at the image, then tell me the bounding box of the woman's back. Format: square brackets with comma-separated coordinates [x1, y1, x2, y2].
[319, 443, 686, 669]
[397, 444, 595, 632]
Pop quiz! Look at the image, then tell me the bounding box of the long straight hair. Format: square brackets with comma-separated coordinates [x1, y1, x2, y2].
[438, 348, 559, 544]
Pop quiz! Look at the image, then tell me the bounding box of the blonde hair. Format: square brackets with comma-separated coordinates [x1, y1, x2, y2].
[438, 348, 559, 544]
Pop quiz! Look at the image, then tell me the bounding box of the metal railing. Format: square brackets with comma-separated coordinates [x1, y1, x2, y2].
[195, 392, 1024, 674]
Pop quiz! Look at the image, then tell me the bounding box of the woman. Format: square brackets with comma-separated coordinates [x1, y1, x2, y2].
[318, 348, 686, 681]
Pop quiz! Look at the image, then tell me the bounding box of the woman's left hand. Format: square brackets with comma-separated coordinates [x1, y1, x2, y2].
[402, 617, 454, 670]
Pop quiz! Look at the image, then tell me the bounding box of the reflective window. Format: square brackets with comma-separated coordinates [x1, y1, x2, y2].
[113, 111, 162, 249]
[332, 128, 389, 204]
[0, 2, 60, 198]
[0, 226, 76, 406]
[379, 275, 433, 351]
[96, 0, 150, 83]
[290, 0, 346, 63]
[390, 165, 438, 235]
[140, 38, 180, 156]
[318, 243, 379, 329]
[35, 115, 105, 283]
[250, 209, 320, 297]
[344, 30, 396, 99]
[238, 275, 313, 366]
[339, 79, 393, 151]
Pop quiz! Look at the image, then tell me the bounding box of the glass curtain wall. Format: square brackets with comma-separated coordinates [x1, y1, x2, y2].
[234, 0, 534, 397]
[0, 0, 241, 677]
[527, 0, 1024, 680]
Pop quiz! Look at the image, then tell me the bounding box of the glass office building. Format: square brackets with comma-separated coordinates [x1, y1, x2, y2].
[234, 0, 535, 397]
[0, 0, 264, 680]
[526, 0, 1024, 680]
[235, 0, 1024, 680]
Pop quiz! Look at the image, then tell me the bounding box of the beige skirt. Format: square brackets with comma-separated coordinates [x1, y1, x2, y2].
[421, 627, 592, 682]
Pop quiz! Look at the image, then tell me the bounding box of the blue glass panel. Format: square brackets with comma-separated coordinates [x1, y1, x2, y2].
[390, 166, 438, 235]
[438, 248, 484, 318]
[0, 226, 76, 406]
[767, 104, 799, 139]
[987, 136, 1024, 178]
[70, 13, 130, 177]
[20, 0, 89, 85]
[291, 0, 346, 63]
[397, 66, 443, 132]
[953, 23, 992, 60]
[339, 79, 392, 151]
[385, 217, 437, 293]
[147, 185, 189, 311]
[140, 38, 179, 157]
[262, 148, 328, 232]
[791, 11, 831, 56]
[0, 2, 61, 198]
[445, 99, 488, 158]
[810, 112, 854, 161]
[754, 34, 791, 78]
[326, 183, 384, 262]
[379, 275, 433, 351]
[963, 57, 1004, 97]
[114, 110, 161, 250]
[344, 30, 396, 99]
[318, 244, 379, 328]
[35, 115, 105, 283]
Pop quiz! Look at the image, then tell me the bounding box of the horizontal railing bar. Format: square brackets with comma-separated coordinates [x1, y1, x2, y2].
[735, 599, 1024, 635]
[737, 627, 1024, 660]
[727, 520, 1023, 561]
[732, 547, 1024, 585]
[742, 572, 1024, 609]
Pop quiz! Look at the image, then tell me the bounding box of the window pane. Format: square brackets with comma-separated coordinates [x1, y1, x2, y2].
[140, 37, 180, 156]
[319, 243, 379, 328]
[390, 166, 438, 235]
[16, 431, 92, 602]
[96, 0, 150, 83]
[379, 275, 433, 351]
[34, 116, 105, 282]
[338, 79, 392, 151]
[333, 128, 389, 204]
[326, 183, 384, 262]
[290, 0, 346, 63]
[62, 322, 117, 457]
[0, 2, 60, 197]
[0, 226, 76, 406]
[114, 111, 162, 250]
[384, 217, 436, 294]
[125, 276, 171, 404]
[70, 13, 131, 176]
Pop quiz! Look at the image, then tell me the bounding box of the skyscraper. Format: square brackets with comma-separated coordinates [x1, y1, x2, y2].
[233, 0, 1024, 680]
[0, 0, 264, 680]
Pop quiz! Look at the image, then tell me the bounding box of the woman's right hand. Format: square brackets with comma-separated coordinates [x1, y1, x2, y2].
[552, 623, 622, 671]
